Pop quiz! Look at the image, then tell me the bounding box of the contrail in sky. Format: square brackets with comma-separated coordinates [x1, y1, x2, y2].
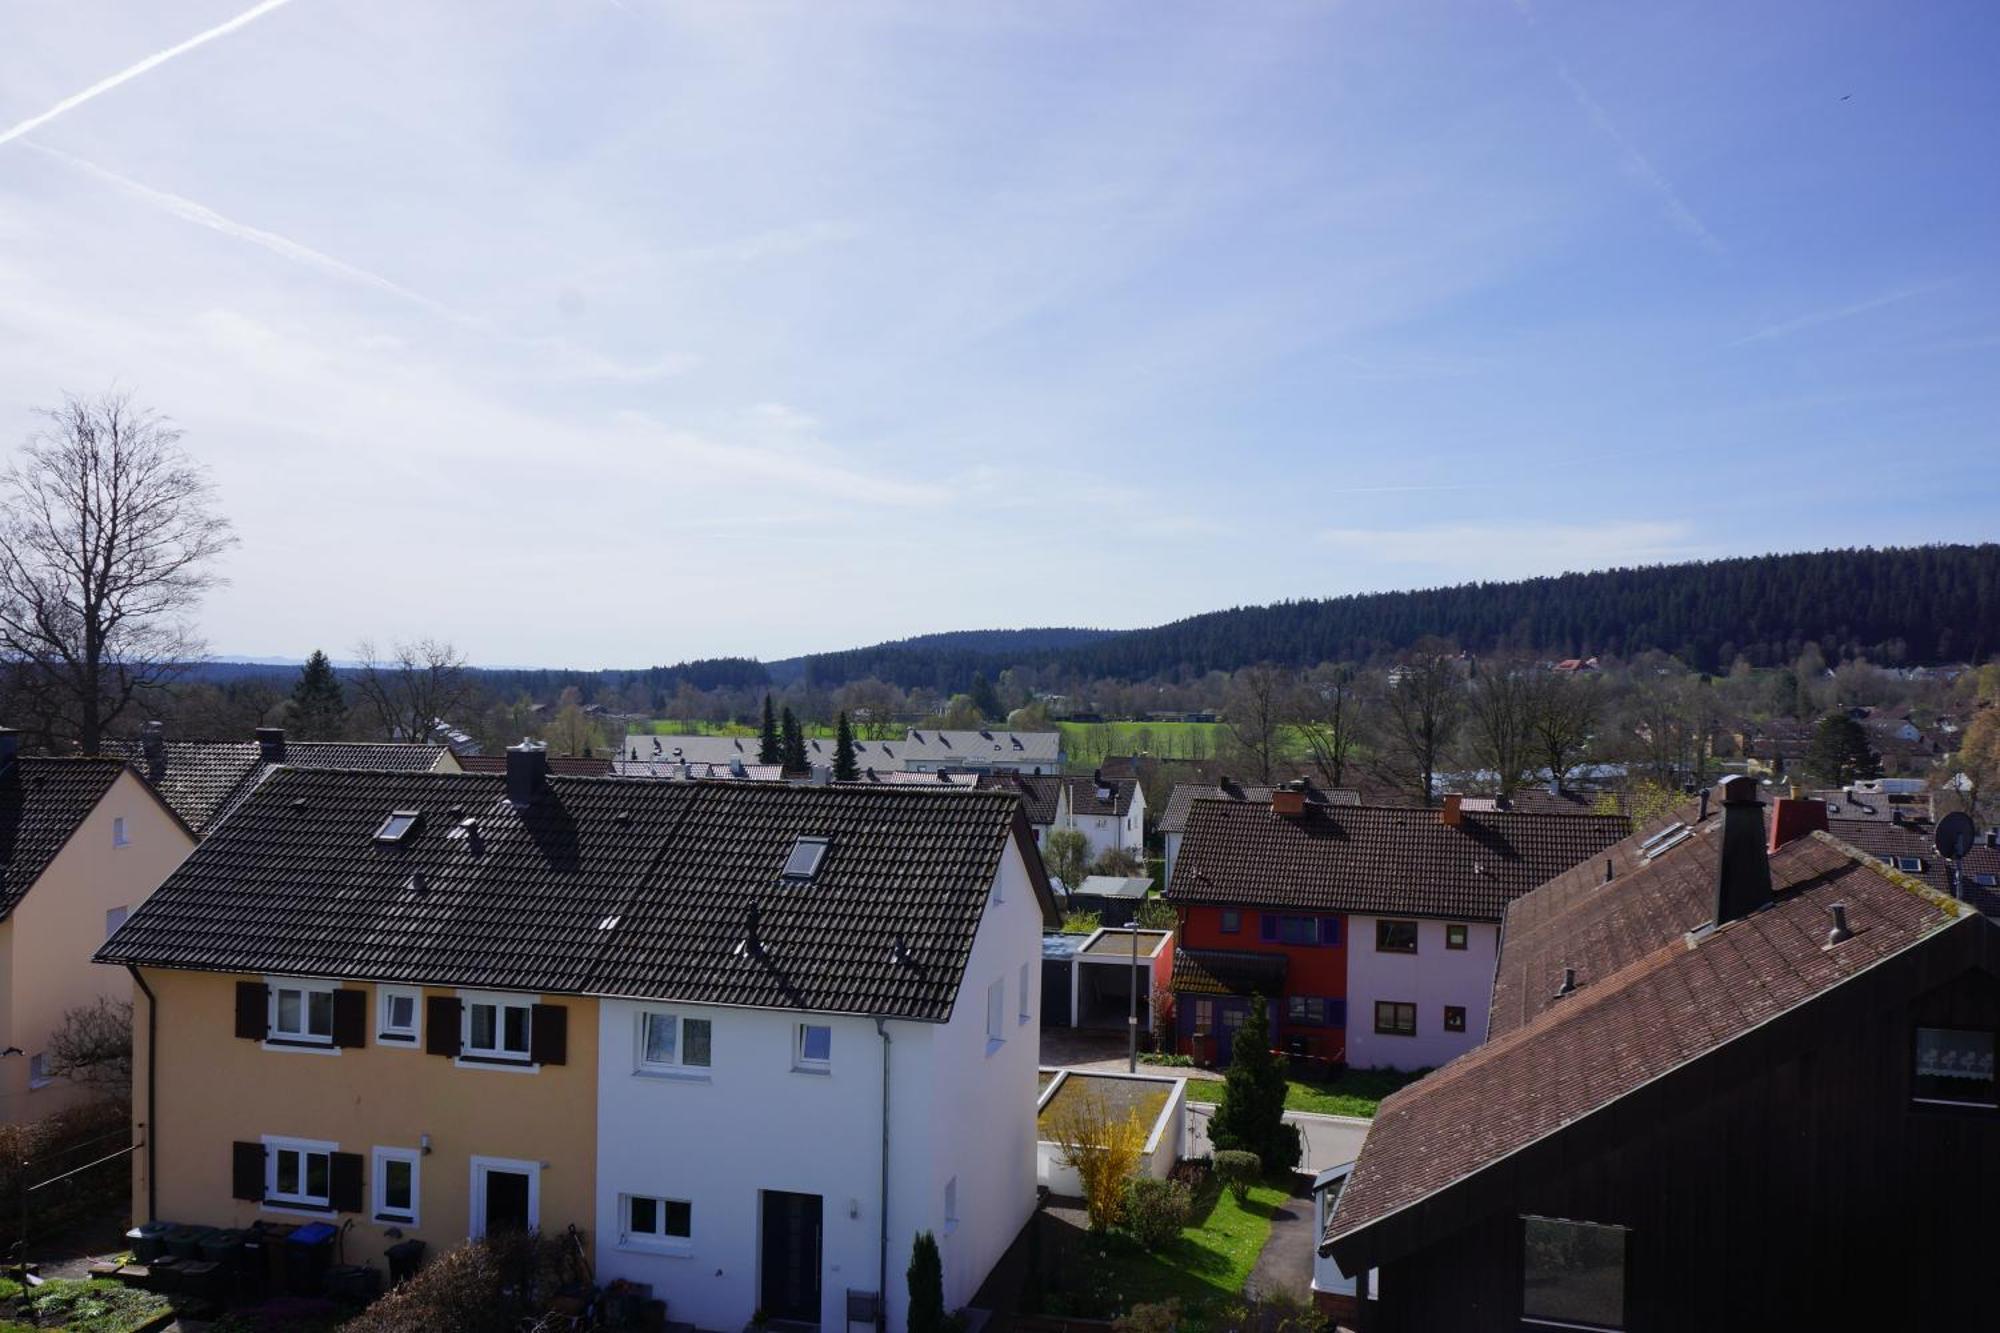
[0, 0, 297, 149]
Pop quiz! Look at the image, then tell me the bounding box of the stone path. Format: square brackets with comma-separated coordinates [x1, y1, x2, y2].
[1245, 1178, 1317, 1303]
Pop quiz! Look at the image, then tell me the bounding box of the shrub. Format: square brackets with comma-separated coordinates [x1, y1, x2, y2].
[1045, 1092, 1147, 1230]
[1213, 1150, 1261, 1203]
[908, 1231, 945, 1333]
[1059, 909, 1102, 935]
[340, 1234, 569, 1333]
[1115, 1299, 1182, 1333]
[1122, 1176, 1191, 1250]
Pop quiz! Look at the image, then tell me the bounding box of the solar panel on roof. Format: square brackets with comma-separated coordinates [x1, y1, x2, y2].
[1638, 822, 1688, 854]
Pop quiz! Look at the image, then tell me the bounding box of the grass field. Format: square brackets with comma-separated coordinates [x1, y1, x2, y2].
[1059, 721, 1232, 763]
[1049, 1177, 1286, 1323]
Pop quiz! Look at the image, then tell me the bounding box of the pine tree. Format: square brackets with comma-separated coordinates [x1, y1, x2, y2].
[833, 711, 860, 781]
[758, 694, 780, 765]
[969, 671, 1002, 720]
[290, 649, 347, 740]
[1207, 995, 1301, 1171]
[1804, 713, 1883, 786]
[780, 706, 808, 774]
[907, 1231, 945, 1333]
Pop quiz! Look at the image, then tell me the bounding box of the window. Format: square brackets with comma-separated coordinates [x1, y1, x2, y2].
[372, 1147, 420, 1225]
[1446, 923, 1469, 951]
[1522, 1216, 1627, 1329]
[374, 811, 421, 843]
[27, 1054, 50, 1089]
[986, 978, 1005, 1052]
[464, 997, 532, 1062]
[266, 1137, 335, 1210]
[620, 1193, 691, 1251]
[638, 1011, 712, 1073]
[105, 906, 129, 940]
[1376, 920, 1419, 954]
[781, 836, 830, 881]
[377, 986, 421, 1045]
[1444, 1005, 1467, 1033]
[1220, 909, 1241, 934]
[1374, 1001, 1417, 1036]
[795, 1023, 832, 1072]
[1261, 913, 1331, 945]
[1019, 962, 1032, 1024]
[944, 1177, 959, 1235]
[1193, 998, 1215, 1032]
[1288, 996, 1329, 1026]
[112, 817, 129, 848]
[270, 982, 335, 1045]
[1913, 1027, 1998, 1108]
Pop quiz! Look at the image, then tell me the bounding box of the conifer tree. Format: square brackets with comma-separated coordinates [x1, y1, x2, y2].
[1804, 712, 1883, 786]
[1207, 994, 1301, 1171]
[291, 649, 347, 740]
[907, 1231, 944, 1333]
[780, 706, 808, 774]
[969, 671, 1002, 720]
[833, 711, 860, 781]
[758, 694, 780, 765]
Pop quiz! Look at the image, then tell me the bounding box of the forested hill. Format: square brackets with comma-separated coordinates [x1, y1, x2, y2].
[765, 626, 1116, 685]
[799, 544, 2000, 690]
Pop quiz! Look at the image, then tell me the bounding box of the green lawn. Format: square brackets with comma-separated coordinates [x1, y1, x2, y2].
[0, 1279, 174, 1333]
[1185, 1067, 1429, 1119]
[1055, 1179, 1286, 1319]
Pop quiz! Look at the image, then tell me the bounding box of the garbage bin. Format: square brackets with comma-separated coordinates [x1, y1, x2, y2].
[125, 1220, 174, 1263]
[284, 1221, 337, 1295]
[327, 1263, 382, 1303]
[247, 1220, 297, 1297]
[199, 1227, 246, 1271]
[384, 1237, 426, 1286]
[166, 1224, 216, 1260]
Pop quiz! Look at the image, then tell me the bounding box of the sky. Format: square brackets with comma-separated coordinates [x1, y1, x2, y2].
[1, 1, 1995, 669]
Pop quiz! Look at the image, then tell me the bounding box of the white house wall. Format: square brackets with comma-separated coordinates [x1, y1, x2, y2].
[1342, 916, 1497, 1071]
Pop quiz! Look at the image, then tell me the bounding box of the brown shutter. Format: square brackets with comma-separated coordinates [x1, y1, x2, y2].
[234, 982, 269, 1040]
[232, 1141, 266, 1201]
[426, 996, 462, 1056]
[332, 989, 367, 1048]
[530, 1003, 567, 1066]
[329, 1151, 364, 1214]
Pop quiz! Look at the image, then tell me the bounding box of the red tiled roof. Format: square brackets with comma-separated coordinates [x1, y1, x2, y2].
[1166, 797, 1628, 924]
[1327, 831, 1976, 1257]
[1064, 775, 1139, 819]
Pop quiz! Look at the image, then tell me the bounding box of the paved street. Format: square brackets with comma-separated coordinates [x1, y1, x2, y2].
[1186, 1100, 1369, 1173]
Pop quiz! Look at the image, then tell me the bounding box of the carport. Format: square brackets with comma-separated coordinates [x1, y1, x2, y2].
[1069, 927, 1172, 1030]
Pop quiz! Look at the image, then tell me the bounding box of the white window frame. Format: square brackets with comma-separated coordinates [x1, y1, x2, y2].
[1018, 962, 1033, 1024]
[459, 990, 533, 1064]
[617, 1191, 693, 1255]
[469, 1156, 541, 1240]
[372, 1146, 421, 1226]
[105, 906, 129, 941]
[985, 977, 1005, 1054]
[267, 978, 337, 1049]
[264, 1135, 337, 1214]
[635, 1009, 713, 1078]
[377, 986, 422, 1046]
[112, 816, 130, 848]
[793, 1023, 832, 1074]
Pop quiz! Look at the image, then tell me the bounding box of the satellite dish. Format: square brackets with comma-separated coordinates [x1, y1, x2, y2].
[1936, 810, 1976, 862]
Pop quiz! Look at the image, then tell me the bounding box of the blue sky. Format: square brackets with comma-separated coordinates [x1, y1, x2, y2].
[1, 1, 1994, 668]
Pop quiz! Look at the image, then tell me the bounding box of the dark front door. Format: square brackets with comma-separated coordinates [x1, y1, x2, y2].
[760, 1190, 823, 1323]
[484, 1169, 532, 1235]
[1214, 998, 1252, 1064]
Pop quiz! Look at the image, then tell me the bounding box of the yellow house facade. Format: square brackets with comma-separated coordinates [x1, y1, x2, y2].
[130, 969, 596, 1261]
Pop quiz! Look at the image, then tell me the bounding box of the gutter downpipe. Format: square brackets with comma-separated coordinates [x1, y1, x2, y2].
[874, 1016, 893, 1333]
[126, 966, 157, 1222]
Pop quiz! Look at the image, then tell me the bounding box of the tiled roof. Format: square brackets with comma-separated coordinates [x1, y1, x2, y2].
[1172, 947, 1289, 996]
[98, 771, 1056, 1022]
[1064, 775, 1138, 819]
[1159, 780, 1360, 834]
[0, 758, 127, 917]
[459, 753, 614, 776]
[104, 737, 451, 835]
[1166, 797, 1629, 924]
[839, 769, 983, 788]
[1487, 797, 1715, 1039]
[976, 773, 1063, 826]
[1455, 787, 1622, 817]
[288, 742, 450, 771]
[1828, 816, 2000, 917]
[622, 734, 903, 770]
[1808, 786, 1932, 822]
[900, 729, 1061, 764]
[1327, 832, 1976, 1256]
[612, 757, 783, 781]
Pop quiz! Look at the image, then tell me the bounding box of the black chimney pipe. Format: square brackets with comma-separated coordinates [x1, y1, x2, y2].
[1712, 777, 1772, 927]
[255, 727, 287, 764]
[0, 726, 18, 782]
[506, 739, 549, 806]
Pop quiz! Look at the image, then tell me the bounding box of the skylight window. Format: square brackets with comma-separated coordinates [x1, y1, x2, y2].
[1894, 856, 1926, 873]
[782, 836, 831, 881]
[375, 811, 421, 843]
[1971, 873, 1999, 889]
[1638, 822, 1688, 855]
[1641, 827, 1692, 861]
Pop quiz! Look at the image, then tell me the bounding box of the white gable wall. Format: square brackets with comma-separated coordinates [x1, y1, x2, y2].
[1343, 916, 1497, 1072]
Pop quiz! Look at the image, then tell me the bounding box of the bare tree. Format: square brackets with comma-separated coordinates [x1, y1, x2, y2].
[48, 997, 133, 1101]
[1224, 663, 1294, 783]
[1370, 639, 1464, 805]
[1293, 662, 1359, 788]
[1527, 670, 1601, 794]
[353, 638, 471, 742]
[1464, 657, 1536, 796]
[0, 392, 236, 752]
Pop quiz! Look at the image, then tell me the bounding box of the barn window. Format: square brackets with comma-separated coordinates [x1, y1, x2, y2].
[1522, 1215, 1627, 1329]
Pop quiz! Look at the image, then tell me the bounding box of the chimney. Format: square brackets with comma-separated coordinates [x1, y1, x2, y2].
[256, 726, 287, 764]
[1713, 777, 1772, 927]
[140, 720, 167, 781]
[1271, 787, 1305, 817]
[1441, 793, 1464, 828]
[1769, 796, 1829, 852]
[0, 726, 18, 782]
[1548, 773, 1562, 797]
[1825, 902, 1853, 948]
[507, 739, 549, 806]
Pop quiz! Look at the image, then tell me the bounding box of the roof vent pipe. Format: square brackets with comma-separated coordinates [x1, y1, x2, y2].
[1826, 902, 1853, 948]
[1555, 966, 1577, 998]
[1603, 858, 1614, 884]
[506, 739, 549, 807]
[1698, 788, 1711, 822]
